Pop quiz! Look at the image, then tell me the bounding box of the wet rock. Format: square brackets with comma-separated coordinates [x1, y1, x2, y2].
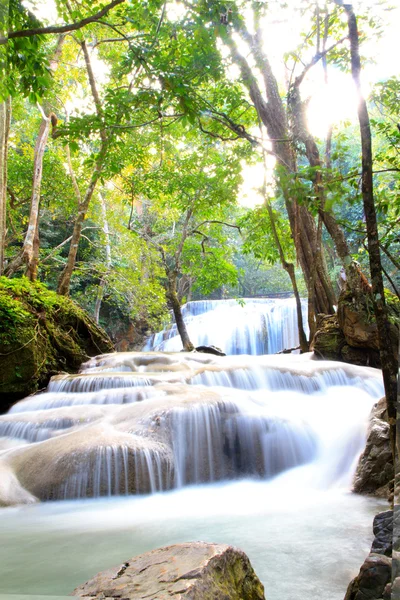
[353, 397, 393, 497]
[312, 290, 399, 368]
[344, 511, 393, 600]
[371, 510, 393, 557]
[71, 542, 265, 600]
[196, 345, 226, 356]
[344, 554, 392, 600]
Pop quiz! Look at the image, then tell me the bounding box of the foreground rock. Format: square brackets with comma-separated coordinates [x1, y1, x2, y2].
[353, 397, 393, 498]
[0, 277, 114, 411]
[71, 542, 265, 600]
[344, 510, 393, 600]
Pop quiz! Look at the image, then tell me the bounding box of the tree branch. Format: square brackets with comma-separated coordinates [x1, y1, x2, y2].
[2, 0, 125, 44]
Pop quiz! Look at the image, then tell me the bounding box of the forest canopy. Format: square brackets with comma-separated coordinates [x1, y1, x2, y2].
[0, 0, 398, 362]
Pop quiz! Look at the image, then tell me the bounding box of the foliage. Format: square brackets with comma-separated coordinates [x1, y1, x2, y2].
[2, 0, 399, 343]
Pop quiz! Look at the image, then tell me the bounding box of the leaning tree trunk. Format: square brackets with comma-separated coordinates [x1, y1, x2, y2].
[5, 113, 50, 280]
[5, 35, 64, 280]
[57, 144, 107, 295]
[167, 272, 194, 351]
[225, 27, 336, 320]
[57, 39, 108, 296]
[340, 2, 398, 459]
[0, 97, 10, 275]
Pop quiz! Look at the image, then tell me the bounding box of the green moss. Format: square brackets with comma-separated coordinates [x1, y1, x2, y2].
[0, 277, 114, 410]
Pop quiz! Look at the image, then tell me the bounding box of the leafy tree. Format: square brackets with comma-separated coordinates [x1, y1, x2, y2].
[126, 123, 248, 350]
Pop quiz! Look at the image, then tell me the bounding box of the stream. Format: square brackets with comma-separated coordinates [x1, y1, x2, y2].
[0, 298, 387, 599]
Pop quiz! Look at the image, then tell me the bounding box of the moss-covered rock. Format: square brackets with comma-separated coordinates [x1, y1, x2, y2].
[0, 277, 114, 412]
[312, 290, 399, 367]
[71, 542, 266, 599]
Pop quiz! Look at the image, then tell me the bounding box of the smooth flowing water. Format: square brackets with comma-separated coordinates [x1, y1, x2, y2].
[144, 297, 309, 354]
[0, 298, 386, 600]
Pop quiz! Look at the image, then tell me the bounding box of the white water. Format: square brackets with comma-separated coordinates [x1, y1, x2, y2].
[144, 297, 309, 354]
[0, 297, 387, 599]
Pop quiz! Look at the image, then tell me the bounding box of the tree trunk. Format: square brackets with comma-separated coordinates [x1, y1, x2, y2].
[5, 114, 50, 280]
[5, 35, 64, 280]
[261, 140, 308, 351]
[225, 28, 336, 317]
[341, 2, 398, 458]
[57, 143, 108, 295]
[0, 97, 10, 275]
[93, 190, 111, 323]
[167, 272, 194, 351]
[288, 81, 361, 293]
[57, 39, 108, 295]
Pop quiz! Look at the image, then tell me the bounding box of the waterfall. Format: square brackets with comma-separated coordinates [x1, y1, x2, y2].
[0, 298, 386, 600]
[0, 349, 383, 505]
[144, 297, 309, 354]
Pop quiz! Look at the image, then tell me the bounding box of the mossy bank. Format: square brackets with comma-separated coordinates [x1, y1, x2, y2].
[0, 277, 114, 412]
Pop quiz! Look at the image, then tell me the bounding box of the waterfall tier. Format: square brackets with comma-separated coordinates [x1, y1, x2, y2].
[144, 298, 309, 354]
[0, 351, 383, 506]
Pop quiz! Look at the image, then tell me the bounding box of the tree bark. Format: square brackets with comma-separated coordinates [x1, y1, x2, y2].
[167, 272, 194, 351]
[340, 2, 398, 458]
[0, 97, 11, 275]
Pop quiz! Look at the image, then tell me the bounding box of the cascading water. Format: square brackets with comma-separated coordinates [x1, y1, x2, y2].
[144, 297, 309, 354]
[0, 301, 386, 600]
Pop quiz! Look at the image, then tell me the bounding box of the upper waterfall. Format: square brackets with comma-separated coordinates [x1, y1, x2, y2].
[144, 297, 308, 354]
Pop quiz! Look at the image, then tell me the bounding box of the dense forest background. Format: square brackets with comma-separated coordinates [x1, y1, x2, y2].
[0, 0, 398, 348]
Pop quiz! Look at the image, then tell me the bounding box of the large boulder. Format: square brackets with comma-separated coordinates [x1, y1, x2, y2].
[71, 542, 265, 600]
[353, 397, 393, 497]
[0, 277, 114, 412]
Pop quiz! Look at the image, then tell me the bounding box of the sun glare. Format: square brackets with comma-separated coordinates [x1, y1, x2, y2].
[305, 70, 361, 138]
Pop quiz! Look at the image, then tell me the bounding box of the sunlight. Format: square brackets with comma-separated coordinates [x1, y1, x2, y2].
[166, 1, 186, 23]
[305, 70, 362, 138]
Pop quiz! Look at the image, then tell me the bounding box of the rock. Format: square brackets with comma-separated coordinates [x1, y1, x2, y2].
[71, 542, 265, 600]
[312, 314, 345, 361]
[392, 577, 400, 600]
[337, 290, 399, 363]
[371, 511, 393, 557]
[196, 345, 226, 356]
[312, 291, 399, 368]
[353, 397, 393, 497]
[338, 293, 380, 350]
[312, 314, 380, 367]
[344, 554, 392, 600]
[0, 277, 114, 412]
[344, 510, 393, 600]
